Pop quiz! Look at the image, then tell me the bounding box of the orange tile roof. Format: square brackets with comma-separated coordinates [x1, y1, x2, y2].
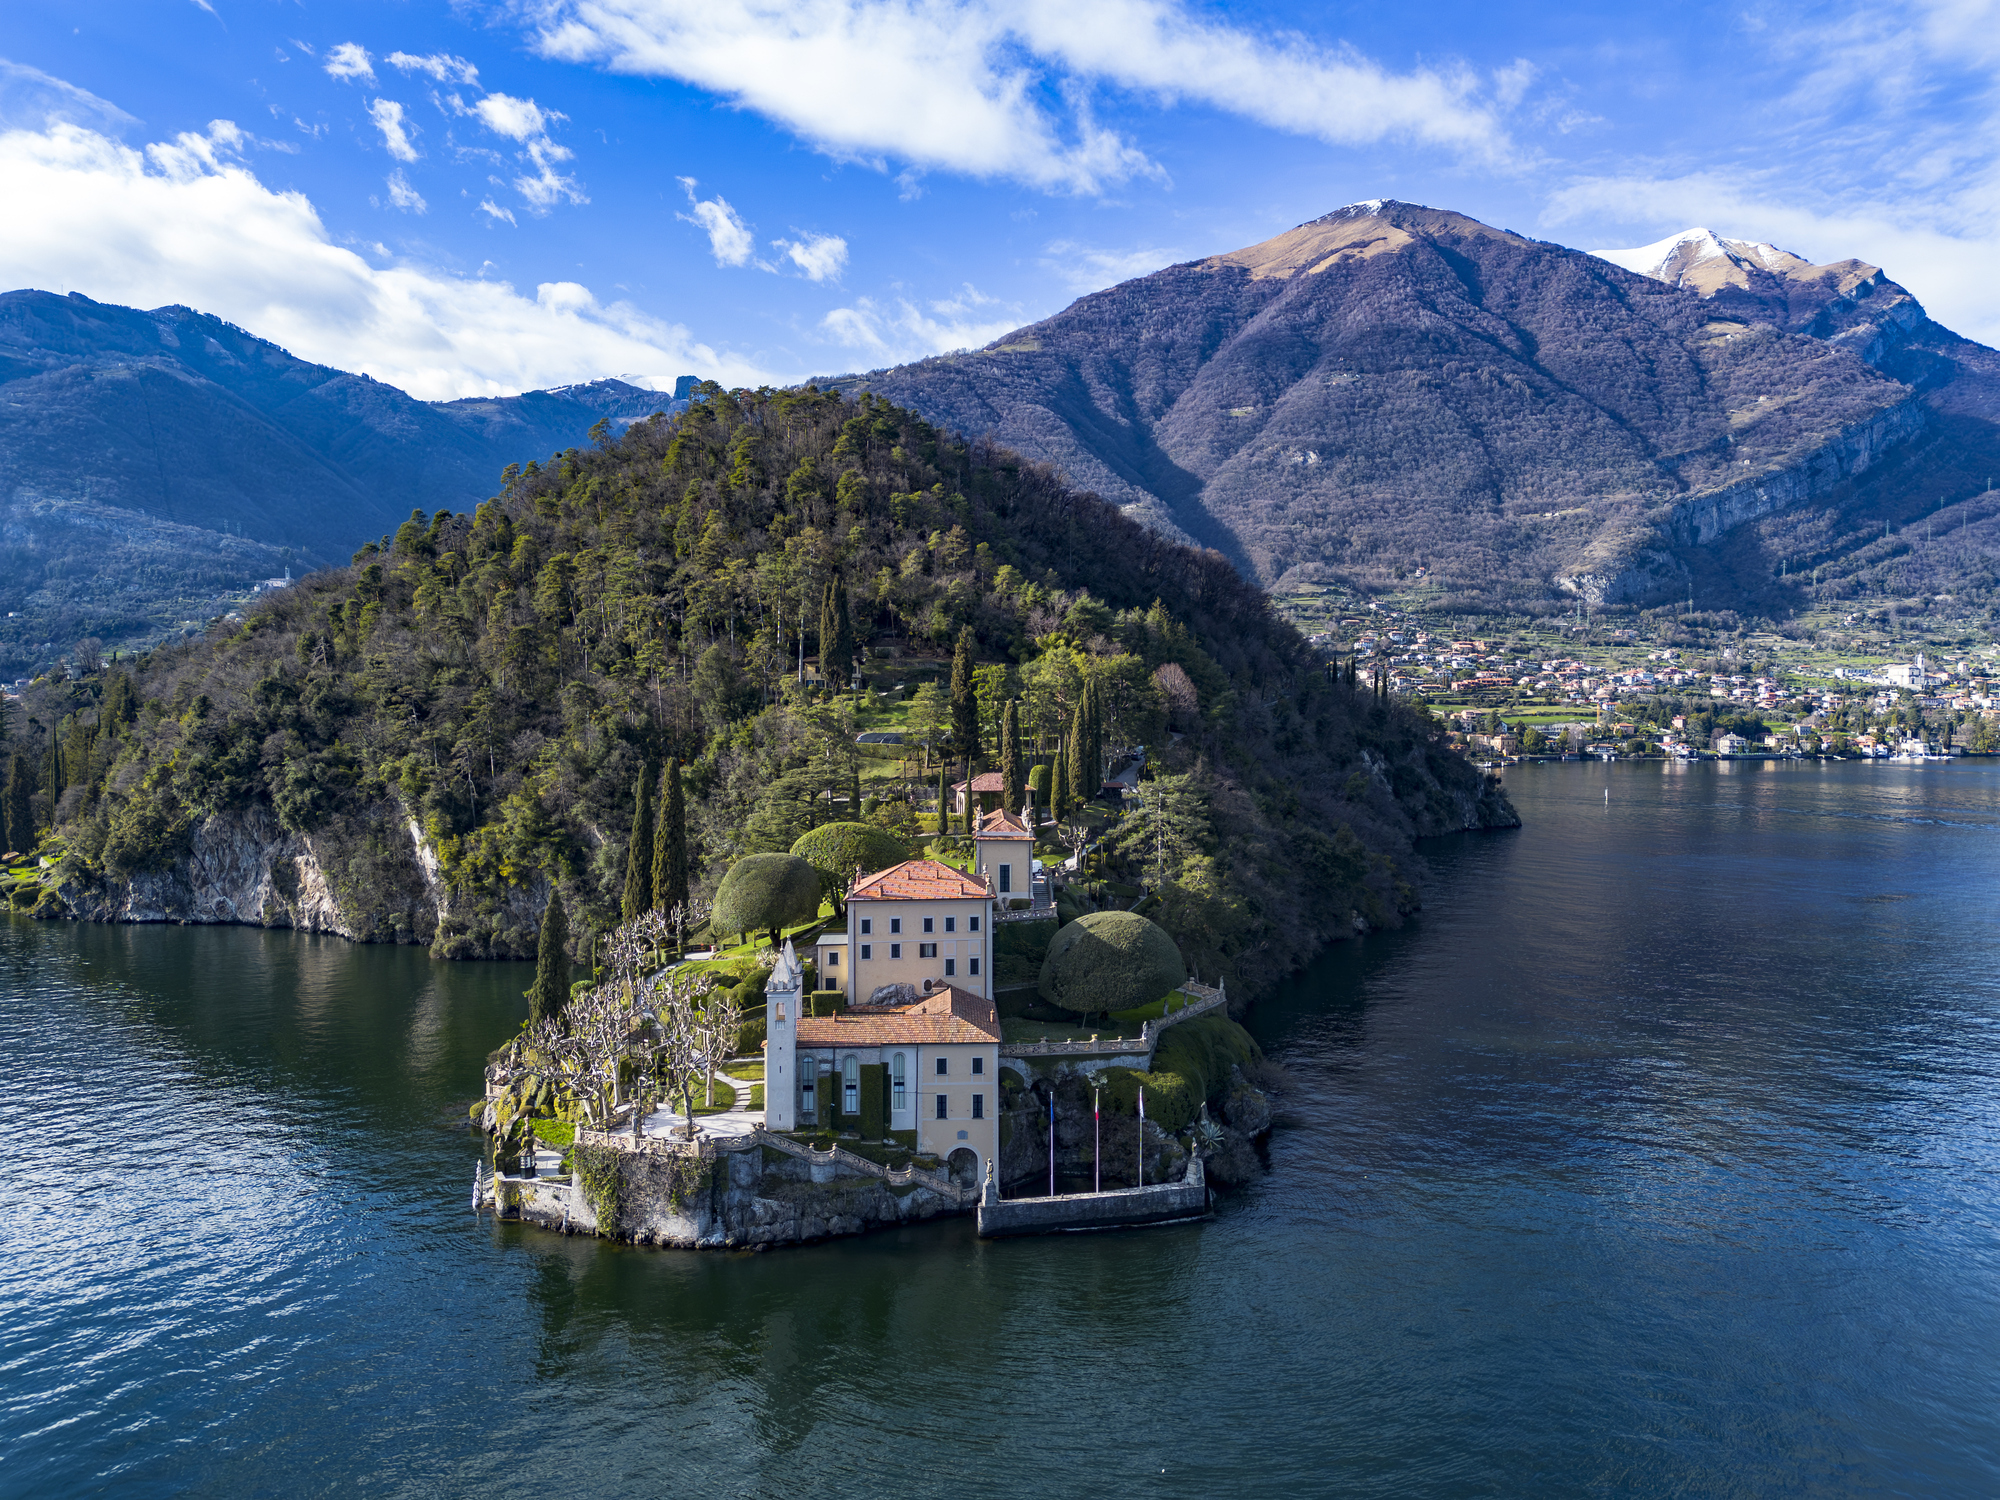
[974, 808, 1033, 838]
[797, 985, 1002, 1045]
[849, 858, 990, 901]
[951, 772, 1006, 792]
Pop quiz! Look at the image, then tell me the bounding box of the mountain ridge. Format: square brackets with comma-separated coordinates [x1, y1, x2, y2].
[829, 200, 2000, 618]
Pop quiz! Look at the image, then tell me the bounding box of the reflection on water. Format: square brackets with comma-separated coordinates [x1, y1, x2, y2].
[3, 760, 1999, 1497]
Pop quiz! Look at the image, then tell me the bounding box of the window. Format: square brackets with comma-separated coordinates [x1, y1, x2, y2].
[800, 1071, 816, 1118]
[860, 918, 872, 935]
[843, 1056, 858, 1116]
[936, 1056, 948, 1076]
[944, 916, 956, 933]
[968, 957, 980, 976]
[935, 1094, 948, 1120]
[971, 1056, 984, 1075]
[944, 958, 956, 976]
[969, 915, 980, 932]
[919, 943, 937, 959]
[860, 944, 872, 960]
[826, 950, 839, 966]
[890, 918, 901, 934]
[972, 1093, 984, 1119]
[892, 1053, 906, 1111]
[890, 943, 901, 959]
[774, 1001, 787, 1022]
[923, 917, 935, 933]
[998, 863, 1012, 893]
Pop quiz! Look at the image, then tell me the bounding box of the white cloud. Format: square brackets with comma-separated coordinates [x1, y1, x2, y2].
[530, 0, 1510, 193]
[385, 168, 426, 213]
[474, 93, 555, 141]
[0, 118, 773, 398]
[821, 289, 1021, 364]
[367, 99, 420, 161]
[466, 92, 585, 212]
[1493, 59, 1537, 110]
[676, 178, 754, 265]
[1038, 239, 1176, 293]
[0, 57, 139, 134]
[388, 51, 481, 86]
[774, 231, 848, 282]
[324, 42, 376, 84]
[478, 196, 518, 225]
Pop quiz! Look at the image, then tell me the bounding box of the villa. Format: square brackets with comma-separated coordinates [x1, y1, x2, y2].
[764, 939, 1003, 1187]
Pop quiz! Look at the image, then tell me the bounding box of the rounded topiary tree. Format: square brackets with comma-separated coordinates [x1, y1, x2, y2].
[790, 822, 906, 914]
[713, 853, 822, 948]
[1038, 910, 1187, 1020]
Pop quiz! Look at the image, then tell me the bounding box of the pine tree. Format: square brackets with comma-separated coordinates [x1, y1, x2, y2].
[622, 769, 654, 920]
[3, 753, 34, 854]
[528, 890, 570, 1027]
[653, 759, 688, 915]
[1000, 699, 1023, 814]
[948, 625, 978, 760]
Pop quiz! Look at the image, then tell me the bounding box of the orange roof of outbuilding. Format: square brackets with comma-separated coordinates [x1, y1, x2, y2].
[848, 858, 990, 901]
[796, 985, 1002, 1045]
[974, 808, 1033, 838]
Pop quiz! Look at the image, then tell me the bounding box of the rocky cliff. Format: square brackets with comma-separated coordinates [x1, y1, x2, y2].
[50, 800, 546, 958]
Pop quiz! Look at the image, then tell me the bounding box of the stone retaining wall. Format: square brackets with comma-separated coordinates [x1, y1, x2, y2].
[976, 1154, 1207, 1237]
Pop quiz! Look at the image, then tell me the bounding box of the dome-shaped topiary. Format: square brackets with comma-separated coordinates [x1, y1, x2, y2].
[713, 853, 822, 946]
[790, 822, 906, 911]
[1038, 910, 1187, 1017]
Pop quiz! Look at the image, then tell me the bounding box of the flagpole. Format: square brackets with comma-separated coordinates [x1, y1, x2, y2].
[1093, 1080, 1101, 1195]
[1047, 1087, 1055, 1196]
[1138, 1085, 1145, 1187]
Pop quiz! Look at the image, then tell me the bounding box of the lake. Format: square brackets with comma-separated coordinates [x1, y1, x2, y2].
[4, 760, 1998, 1497]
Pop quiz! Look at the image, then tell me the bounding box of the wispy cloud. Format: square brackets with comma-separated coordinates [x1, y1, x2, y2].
[530, 0, 1511, 194]
[822, 286, 1020, 363]
[323, 41, 376, 84]
[388, 51, 481, 86]
[0, 116, 771, 396]
[478, 196, 518, 226]
[385, 168, 426, 213]
[467, 92, 585, 211]
[1038, 239, 1177, 293]
[0, 57, 140, 134]
[366, 98, 420, 161]
[773, 231, 848, 282]
[677, 177, 754, 265]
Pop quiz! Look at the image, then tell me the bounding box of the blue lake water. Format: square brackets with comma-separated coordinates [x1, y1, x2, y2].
[3, 759, 1998, 1497]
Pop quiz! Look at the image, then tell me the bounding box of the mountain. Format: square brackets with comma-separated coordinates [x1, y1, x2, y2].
[0, 289, 680, 677]
[830, 202, 2000, 619]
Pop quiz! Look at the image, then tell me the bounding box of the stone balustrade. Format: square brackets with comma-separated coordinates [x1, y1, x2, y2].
[998, 982, 1227, 1062]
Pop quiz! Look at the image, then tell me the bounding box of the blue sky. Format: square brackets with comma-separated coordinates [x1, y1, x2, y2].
[4, 0, 1997, 399]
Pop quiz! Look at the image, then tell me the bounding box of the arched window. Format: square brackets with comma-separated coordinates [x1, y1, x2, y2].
[891, 1053, 907, 1112]
[843, 1055, 859, 1116]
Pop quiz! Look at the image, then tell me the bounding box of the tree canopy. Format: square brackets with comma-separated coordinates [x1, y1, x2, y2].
[712, 852, 821, 945]
[1038, 909, 1187, 1017]
[790, 821, 905, 912]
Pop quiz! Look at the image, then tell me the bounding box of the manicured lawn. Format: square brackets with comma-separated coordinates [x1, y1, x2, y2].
[723, 1060, 765, 1082]
[692, 1077, 738, 1115]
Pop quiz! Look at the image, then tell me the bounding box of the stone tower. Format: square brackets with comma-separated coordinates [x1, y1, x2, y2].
[764, 938, 803, 1130]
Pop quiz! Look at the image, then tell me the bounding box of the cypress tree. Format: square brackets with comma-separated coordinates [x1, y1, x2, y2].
[1000, 699, 1023, 814]
[622, 769, 654, 920]
[818, 579, 837, 695]
[1064, 698, 1091, 810]
[653, 759, 688, 915]
[3, 754, 33, 854]
[826, 583, 855, 697]
[528, 890, 570, 1027]
[936, 766, 949, 838]
[948, 626, 978, 761]
[961, 757, 974, 835]
[1052, 727, 1074, 823]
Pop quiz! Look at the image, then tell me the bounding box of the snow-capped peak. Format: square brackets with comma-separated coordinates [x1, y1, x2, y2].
[1595, 228, 1811, 290]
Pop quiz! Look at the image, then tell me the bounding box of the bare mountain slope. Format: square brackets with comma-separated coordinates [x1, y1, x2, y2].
[836, 202, 1996, 613]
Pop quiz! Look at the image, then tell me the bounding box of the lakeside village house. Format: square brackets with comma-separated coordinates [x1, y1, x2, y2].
[766, 810, 1040, 1185]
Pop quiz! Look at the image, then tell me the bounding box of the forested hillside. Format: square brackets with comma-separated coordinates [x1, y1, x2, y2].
[7, 386, 1514, 998]
[0, 289, 674, 677]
